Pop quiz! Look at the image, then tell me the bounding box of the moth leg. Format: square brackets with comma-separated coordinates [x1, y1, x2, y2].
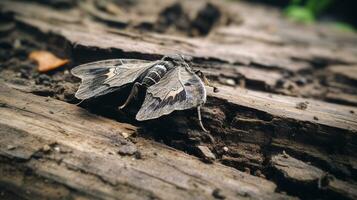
[195, 70, 219, 93]
[197, 106, 209, 132]
[118, 82, 140, 110]
[204, 77, 219, 93]
[161, 55, 168, 61]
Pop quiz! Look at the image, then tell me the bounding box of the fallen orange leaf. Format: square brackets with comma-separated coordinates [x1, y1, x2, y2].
[29, 51, 69, 72]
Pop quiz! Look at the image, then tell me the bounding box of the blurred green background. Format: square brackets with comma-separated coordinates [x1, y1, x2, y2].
[243, 0, 356, 32]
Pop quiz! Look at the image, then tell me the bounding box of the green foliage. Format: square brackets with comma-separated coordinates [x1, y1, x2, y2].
[305, 0, 332, 15]
[284, 0, 355, 32]
[284, 0, 332, 24]
[284, 5, 314, 23]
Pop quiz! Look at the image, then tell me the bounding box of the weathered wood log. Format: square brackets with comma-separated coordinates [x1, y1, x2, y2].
[0, 84, 291, 200]
[1, 0, 357, 199]
[270, 153, 357, 200]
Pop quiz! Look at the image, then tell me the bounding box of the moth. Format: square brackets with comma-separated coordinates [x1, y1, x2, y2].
[71, 55, 217, 132]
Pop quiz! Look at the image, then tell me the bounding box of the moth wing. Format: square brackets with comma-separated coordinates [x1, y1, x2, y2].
[136, 66, 206, 120]
[71, 59, 157, 99]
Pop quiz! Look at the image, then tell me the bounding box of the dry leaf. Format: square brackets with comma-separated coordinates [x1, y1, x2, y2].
[29, 50, 69, 72]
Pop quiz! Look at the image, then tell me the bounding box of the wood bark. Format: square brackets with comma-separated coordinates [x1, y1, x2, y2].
[0, 0, 357, 199]
[0, 83, 289, 200]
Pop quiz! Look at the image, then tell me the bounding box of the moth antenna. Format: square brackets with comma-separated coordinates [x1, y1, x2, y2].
[179, 54, 185, 61]
[75, 99, 85, 105]
[118, 83, 140, 110]
[197, 106, 209, 132]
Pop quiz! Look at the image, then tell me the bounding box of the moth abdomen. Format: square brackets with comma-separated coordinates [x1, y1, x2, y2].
[141, 64, 169, 87]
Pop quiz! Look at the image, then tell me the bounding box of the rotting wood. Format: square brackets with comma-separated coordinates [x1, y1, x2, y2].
[1, 0, 357, 199]
[2, 0, 357, 105]
[210, 86, 357, 132]
[0, 84, 291, 200]
[270, 153, 357, 200]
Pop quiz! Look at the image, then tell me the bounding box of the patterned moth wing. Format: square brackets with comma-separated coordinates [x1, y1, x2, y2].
[71, 59, 160, 99]
[136, 65, 206, 120]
